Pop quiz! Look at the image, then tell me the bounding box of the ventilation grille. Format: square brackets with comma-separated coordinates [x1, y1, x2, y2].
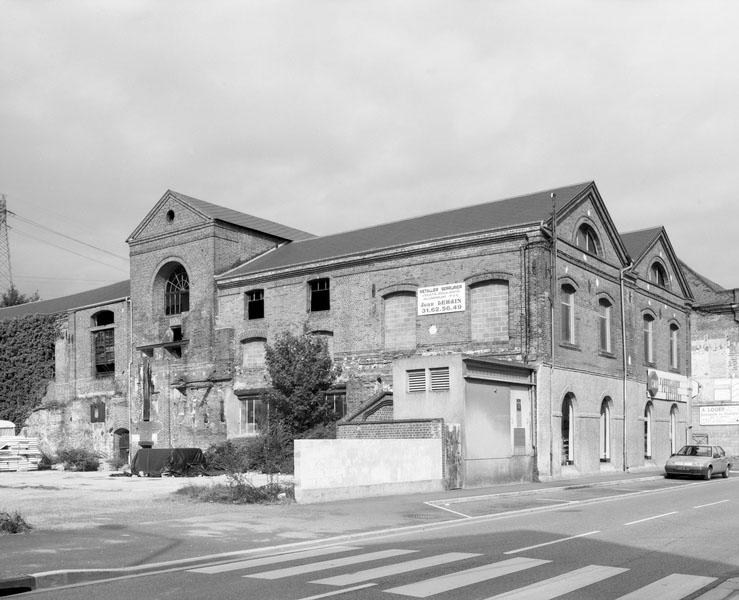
[429, 367, 450, 391]
[407, 369, 426, 393]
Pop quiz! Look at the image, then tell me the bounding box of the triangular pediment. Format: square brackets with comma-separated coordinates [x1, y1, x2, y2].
[127, 190, 213, 243]
[621, 227, 693, 301]
[554, 182, 631, 267]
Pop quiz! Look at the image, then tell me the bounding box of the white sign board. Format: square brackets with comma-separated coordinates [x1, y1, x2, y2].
[699, 404, 739, 426]
[417, 283, 465, 316]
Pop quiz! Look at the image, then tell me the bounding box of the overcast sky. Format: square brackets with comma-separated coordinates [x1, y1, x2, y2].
[1, 1, 737, 300]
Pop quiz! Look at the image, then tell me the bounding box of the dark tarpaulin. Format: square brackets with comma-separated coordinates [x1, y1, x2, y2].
[130, 448, 206, 476]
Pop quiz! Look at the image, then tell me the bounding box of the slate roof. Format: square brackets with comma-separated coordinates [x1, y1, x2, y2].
[0, 280, 130, 321]
[620, 227, 663, 262]
[220, 182, 593, 279]
[168, 191, 315, 242]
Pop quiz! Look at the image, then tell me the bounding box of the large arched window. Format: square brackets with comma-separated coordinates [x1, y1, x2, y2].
[644, 401, 653, 459]
[600, 398, 612, 462]
[165, 265, 190, 315]
[649, 262, 669, 288]
[575, 224, 600, 256]
[383, 292, 416, 351]
[561, 393, 575, 465]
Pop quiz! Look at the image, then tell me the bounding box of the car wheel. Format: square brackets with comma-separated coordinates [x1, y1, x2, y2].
[723, 465, 731, 479]
[704, 466, 713, 480]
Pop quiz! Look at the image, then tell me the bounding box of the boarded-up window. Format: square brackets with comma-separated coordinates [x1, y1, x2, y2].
[470, 281, 509, 342]
[384, 292, 416, 350]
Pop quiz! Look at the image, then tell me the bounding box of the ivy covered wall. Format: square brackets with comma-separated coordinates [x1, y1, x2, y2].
[0, 313, 61, 432]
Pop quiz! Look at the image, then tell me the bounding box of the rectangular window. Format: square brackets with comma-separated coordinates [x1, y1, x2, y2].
[239, 396, 267, 436]
[309, 278, 330, 312]
[669, 326, 679, 369]
[246, 289, 264, 320]
[324, 390, 347, 419]
[90, 401, 106, 423]
[407, 369, 426, 393]
[429, 367, 450, 391]
[93, 328, 115, 377]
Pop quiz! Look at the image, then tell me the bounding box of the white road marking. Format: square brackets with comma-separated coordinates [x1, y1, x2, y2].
[187, 545, 360, 574]
[694, 499, 730, 509]
[384, 557, 550, 597]
[624, 511, 678, 526]
[613, 573, 717, 599]
[311, 552, 479, 586]
[295, 583, 376, 600]
[482, 564, 628, 600]
[245, 549, 415, 580]
[503, 530, 600, 555]
[430, 504, 471, 518]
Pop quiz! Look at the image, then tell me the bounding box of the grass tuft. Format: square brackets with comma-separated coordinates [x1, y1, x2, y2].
[0, 511, 32, 534]
[175, 475, 294, 505]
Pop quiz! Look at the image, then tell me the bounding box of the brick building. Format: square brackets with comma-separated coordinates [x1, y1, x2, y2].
[0, 181, 698, 484]
[681, 262, 739, 455]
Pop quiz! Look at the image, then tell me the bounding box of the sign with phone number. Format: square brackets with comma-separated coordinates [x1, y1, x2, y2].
[417, 282, 465, 316]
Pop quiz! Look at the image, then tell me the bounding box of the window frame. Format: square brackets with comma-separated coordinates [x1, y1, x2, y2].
[598, 298, 612, 354]
[308, 278, 331, 312]
[93, 327, 115, 378]
[669, 323, 679, 370]
[245, 289, 265, 320]
[560, 284, 576, 346]
[643, 313, 654, 365]
[649, 262, 669, 288]
[165, 265, 190, 316]
[575, 223, 600, 257]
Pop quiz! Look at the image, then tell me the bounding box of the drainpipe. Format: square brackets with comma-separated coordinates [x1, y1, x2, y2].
[549, 193, 557, 477]
[127, 297, 133, 463]
[619, 261, 633, 471]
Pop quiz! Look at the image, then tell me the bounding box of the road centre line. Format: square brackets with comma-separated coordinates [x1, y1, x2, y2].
[503, 530, 600, 555]
[624, 511, 678, 526]
[694, 499, 730, 509]
[295, 583, 376, 600]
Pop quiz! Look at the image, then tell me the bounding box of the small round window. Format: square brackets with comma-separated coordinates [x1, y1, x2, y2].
[166, 209, 175, 222]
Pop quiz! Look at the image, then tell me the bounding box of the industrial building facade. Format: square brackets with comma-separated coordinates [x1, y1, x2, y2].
[1, 181, 698, 485]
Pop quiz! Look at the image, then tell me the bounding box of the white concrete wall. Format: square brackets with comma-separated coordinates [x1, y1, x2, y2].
[294, 438, 444, 503]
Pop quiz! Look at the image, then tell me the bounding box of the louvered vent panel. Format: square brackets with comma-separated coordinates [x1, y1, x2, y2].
[407, 369, 427, 393]
[429, 367, 450, 391]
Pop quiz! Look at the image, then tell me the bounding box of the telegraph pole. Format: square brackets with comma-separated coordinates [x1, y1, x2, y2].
[0, 195, 13, 293]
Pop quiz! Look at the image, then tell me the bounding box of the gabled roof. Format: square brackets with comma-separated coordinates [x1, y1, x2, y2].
[220, 181, 595, 279]
[620, 227, 663, 263]
[127, 190, 315, 243]
[620, 226, 693, 301]
[0, 280, 130, 321]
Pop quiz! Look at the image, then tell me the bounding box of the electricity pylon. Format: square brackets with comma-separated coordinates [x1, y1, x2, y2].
[0, 195, 13, 293]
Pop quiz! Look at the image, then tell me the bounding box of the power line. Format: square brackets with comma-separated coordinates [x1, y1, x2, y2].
[9, 225, 129, 273]
[14, 274, 118, 283]
[8, 211, 128, 261]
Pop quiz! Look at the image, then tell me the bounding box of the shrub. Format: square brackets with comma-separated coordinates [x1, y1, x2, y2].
[57, 447, 101, 471]
[204, 438, 252, 473]
[108, 455, 128, 471]
[0, 511, 32, 534]
[37, 450, 54, 471]
[175, 476, 294, 505]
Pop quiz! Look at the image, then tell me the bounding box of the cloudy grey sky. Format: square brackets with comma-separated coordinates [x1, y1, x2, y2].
[1, 1, 737, 300]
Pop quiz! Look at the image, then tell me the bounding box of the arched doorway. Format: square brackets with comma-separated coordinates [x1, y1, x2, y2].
[113, 428, 130, 464]
[644, 402, 653, 459]
[669, 404, 679, 454]
[561, 393, 575, 465]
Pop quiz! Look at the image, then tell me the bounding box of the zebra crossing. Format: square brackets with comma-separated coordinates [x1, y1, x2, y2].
[187, 543, 717, 599]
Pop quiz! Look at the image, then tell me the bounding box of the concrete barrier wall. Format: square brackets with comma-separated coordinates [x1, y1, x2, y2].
[294, 438, 444, 503]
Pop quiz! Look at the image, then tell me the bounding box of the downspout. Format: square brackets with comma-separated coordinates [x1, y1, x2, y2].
[127, 297, 133, 463]
[549, 193, 557, 478]
[619, 262, 633, 471]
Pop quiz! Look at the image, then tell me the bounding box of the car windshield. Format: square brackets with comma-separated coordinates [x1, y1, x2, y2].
[676, 446, 712, 457]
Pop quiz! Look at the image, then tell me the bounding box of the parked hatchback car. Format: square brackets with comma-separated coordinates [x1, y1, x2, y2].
[665, 445, 731, 480]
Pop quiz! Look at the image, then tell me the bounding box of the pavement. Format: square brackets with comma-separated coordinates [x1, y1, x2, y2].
[1, 468, 738, 598]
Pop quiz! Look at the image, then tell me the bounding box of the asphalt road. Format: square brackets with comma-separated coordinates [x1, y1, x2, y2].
[22, 476, 739, 599]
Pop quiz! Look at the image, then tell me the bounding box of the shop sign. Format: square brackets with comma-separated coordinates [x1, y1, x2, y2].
[699, 404, 739, 426]
[417, 283, 465, 316]
[646, 369, 686, 401]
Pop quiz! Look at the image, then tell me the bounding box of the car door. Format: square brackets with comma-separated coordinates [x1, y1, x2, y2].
[714, 446, 728, 473]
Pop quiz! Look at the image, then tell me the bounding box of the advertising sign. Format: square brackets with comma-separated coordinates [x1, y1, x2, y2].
[417, 283, 465, 316]
[699, 404, 739, 426]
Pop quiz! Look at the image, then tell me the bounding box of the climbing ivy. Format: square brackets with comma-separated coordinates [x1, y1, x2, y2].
[0, 314, 61, 432]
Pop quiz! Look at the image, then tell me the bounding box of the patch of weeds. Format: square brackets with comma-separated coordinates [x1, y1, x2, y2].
[0, 511, 32, 534]
[57, 447, 101, 471]
[175, 474, 294, 505]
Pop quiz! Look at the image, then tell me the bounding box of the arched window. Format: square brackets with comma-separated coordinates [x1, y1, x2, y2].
[670, 404, 679, 454]
[649, 262, 669, 288]
[598, 298, 612, 353]
[643, 314, 654, 364]
[91, 310, 115, 378]
[561, 393, 575, 465]
[600, 398, 611, 462]
[561, 284, 576, 344]
[165, 266, 190, 315]
[575, 224, 600, 256]
[92, 310, 114, 327]
[669, 324, 679, 370]
[644, 402, 653, 459]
